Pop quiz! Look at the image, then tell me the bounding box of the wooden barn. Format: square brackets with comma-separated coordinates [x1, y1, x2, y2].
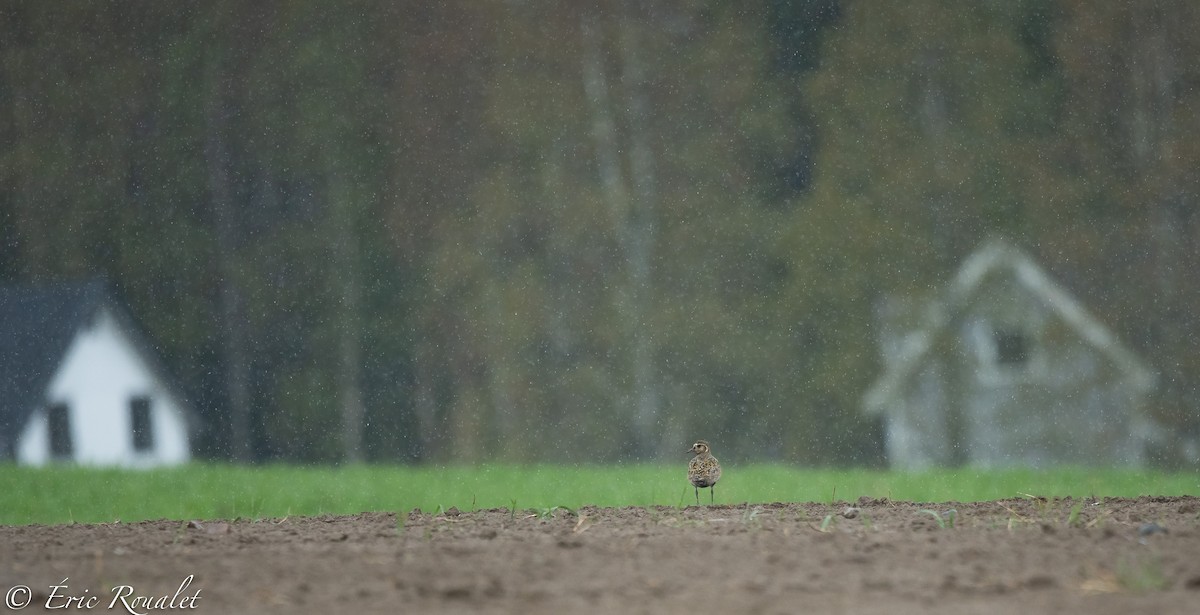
[0, 279, 195, 467]
[863, 238, 1160, 469]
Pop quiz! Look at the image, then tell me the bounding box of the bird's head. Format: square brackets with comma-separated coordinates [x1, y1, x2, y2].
[688, 440, 711, 456]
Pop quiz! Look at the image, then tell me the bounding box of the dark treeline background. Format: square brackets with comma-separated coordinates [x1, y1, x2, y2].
[2, 1, 1198, 464]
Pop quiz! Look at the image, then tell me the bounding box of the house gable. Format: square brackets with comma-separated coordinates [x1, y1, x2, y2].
[0, 279, 194, 467]
[17, 306, 191, 467]
[864, 238, 1156, 416]
[862, 238, 1160, 468]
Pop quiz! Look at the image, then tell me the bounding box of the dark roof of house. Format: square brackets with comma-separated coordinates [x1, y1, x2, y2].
[0, 279, 194, 451]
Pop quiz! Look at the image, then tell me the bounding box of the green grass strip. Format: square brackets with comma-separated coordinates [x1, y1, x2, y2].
[0, 463, 1196, 525]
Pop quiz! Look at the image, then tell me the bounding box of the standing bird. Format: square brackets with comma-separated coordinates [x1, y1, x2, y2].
[687, 440, 722, 505]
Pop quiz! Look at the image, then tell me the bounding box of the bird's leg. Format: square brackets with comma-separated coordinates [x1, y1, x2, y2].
[710, 486, 715, 504]
[695, 486, 700, 506]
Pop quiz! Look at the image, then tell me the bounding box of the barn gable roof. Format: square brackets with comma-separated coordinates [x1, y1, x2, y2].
[0, 279, 196, 450]
[863, 237, 1156, 415]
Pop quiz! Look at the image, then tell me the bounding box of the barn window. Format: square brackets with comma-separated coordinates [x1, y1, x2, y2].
[994, 329, 1029, 366]
[130, 397, 154, 452]
[48, 403, 73, 458]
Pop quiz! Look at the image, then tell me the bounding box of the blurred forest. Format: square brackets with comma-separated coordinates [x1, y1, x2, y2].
[2, 0, 1198, 465]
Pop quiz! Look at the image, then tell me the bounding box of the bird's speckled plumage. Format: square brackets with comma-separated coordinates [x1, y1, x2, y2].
[687, 440, 721, 505]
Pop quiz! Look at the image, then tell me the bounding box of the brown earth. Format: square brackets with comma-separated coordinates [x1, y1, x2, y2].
[3, 496, 1199, 614]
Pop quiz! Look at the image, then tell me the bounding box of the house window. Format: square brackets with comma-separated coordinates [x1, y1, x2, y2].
[48, 403, 73, 459]
[130, 397, 154, 452]
[994, 329, 1029, 366]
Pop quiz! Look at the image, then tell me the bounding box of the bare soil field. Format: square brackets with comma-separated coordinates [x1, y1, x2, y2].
[3, 496, 1199, 614]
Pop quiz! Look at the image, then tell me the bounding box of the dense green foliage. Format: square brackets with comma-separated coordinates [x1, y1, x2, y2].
[2, 2, 1198, 464]
[1, 464, 1196, 526]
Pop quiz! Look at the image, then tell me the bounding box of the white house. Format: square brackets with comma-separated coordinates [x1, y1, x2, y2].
[0, 279, 195, 468]
[863, 238, 1160, 469]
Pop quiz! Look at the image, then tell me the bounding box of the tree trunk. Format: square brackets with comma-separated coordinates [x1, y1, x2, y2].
[580, 11, 661, 459]
[204, 57, 253, 463]
[327, 172, 367, 463]
[412, 344, 440, 461]
[1129, 3, 1195, 442]
[617, 17, 663, 457]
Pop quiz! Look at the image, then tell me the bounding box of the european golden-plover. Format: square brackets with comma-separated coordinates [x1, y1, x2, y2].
[687, 440, 722, 505]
